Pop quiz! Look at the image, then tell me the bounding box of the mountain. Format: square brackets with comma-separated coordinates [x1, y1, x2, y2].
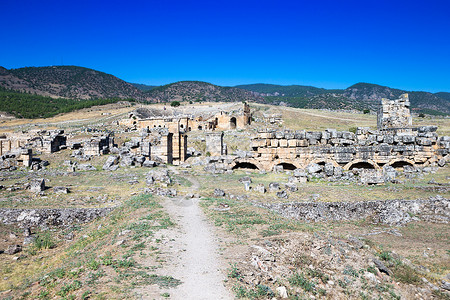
[0, 66, 147, 100]
[235, 83, 331, 97]
[145, 81, 263, 103]
[132, 83, 158, 92]
[237, 82, 450, 115]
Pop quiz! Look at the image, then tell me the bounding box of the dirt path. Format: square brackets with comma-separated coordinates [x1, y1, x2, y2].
[159, 177, 233, 299]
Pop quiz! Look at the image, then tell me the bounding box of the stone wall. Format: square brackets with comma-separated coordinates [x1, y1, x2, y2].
[0, 207, 113, 228]
[244, 126, 449, 171]
[258, 197, 449, 225]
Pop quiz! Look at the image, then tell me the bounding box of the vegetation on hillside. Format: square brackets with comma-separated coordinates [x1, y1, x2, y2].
[145, 81, 261, 103]
[239, 82, 450, 115]
[0, 66, 147, 101]
[0, 86, 134, 118]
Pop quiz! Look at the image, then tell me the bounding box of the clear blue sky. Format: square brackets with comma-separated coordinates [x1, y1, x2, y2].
[1, 0, 449, 92]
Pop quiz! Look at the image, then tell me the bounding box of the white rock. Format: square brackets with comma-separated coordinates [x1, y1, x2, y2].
[276, 286, 288, 298]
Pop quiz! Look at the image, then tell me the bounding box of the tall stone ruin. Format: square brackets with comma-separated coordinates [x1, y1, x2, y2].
[206, 132, 225, 156]
[377, 93, 412, 131]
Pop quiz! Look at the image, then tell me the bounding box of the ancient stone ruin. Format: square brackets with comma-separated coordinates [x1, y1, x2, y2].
[119, 102, 252, 132]
[240, 125, 448, 172]
[377, 93, 412, 131]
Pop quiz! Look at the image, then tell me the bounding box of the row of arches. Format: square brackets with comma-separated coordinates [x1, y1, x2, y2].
[230, 158, 416, 171]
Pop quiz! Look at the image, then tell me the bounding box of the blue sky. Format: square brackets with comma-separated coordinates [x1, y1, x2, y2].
[1, 0, 449, 92]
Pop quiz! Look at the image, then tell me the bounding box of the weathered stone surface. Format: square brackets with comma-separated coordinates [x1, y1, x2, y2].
[6, 244, 22, 255]
[268, 182, 280, 191]
[258, 198, 449, 225]
[306, 163, 322, 174]
[254, 184, 266, 194]
[143, 160, 157, 168]
[373, 258, 392, 276]
[239, 176, 252, 184]
[78, 164, 96, 171]
[284, 183, 298, 192]
[214, 189, 225, 197]
[293, 168, 307, 177]
[276, 190, 288, 199]
[53, 186, 69, 194]
[29, 178, 45, 192]
[0, 208, 113, 227]
[102, 155, 118, 170]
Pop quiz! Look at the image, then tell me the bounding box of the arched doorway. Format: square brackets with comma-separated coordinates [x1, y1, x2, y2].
[232, 162, 259, 170]
[276, 162, 297, 170]
[230, 117, 237, 130]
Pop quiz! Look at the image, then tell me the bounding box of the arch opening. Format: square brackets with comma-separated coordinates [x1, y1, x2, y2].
[391, 161, 414, 169]
[349, 161, 376, 170]
[230, 117, 237, 129]
[232, 162, 259, 170]
[277, 162, 297, 170]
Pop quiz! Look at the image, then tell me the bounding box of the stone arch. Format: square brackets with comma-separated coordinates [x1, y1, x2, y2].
[275, 162, 297, 170]
[230, 159, 263, 171]
[387, 158, 415, 169]
[344, 159, 380, 170]
[270, 159, 302, 171]
[232, 162, 259, 170]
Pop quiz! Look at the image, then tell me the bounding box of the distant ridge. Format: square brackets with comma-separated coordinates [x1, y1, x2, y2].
[0, 65, 448, 115]
[0, 65, 148, 100]
[237, 82, 450, 115]
[145, 81, 262, 103]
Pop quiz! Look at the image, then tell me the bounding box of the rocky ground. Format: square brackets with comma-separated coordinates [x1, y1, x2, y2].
[0, 102, 449, 299]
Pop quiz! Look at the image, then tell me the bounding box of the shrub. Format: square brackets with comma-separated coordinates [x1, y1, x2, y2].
[288, 273, 315, 292]
[33, 232, 56, 250]
[227, 263, 241, 279]
[170, 101, 180, 107]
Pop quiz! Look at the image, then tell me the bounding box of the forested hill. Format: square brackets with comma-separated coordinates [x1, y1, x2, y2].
[237, 82, 450, 115]
[0, 85, 134, 119]
[0, 66, 148, 101]
[145, 81, 263, 103]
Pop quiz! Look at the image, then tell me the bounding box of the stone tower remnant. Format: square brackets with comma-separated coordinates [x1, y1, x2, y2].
[377, 93, 412, 131]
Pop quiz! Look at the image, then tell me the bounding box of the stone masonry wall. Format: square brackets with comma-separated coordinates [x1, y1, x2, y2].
[247, 126, 449, 171]
[258, 197, 449, 225]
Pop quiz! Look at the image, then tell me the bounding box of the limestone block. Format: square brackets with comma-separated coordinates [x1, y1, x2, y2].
[279, 140, 288, 148]
[288, 139, 297, 147]
[297, 140, 309, 147]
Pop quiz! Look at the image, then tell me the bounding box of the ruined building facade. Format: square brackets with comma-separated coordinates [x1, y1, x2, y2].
[119, 103, 252, 132]
[232, 95, 448, 172]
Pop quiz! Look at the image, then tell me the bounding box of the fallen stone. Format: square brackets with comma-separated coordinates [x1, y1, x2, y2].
[276, 190, 288, 199]
[102, 155, 118, 170]
[77, 164, 96, 171]
[373, 258, 392, 276]
[143, 160, 157, 168]
[284, 183, 298, 192]
[53, 186, 69, 194]
[306, 163, 322, 174]
[214, 189, 225, 197]
[239, 176, 252, 184]
[269, 182, 280, 191]
[255, 184, 266, 194]
[276, 286, 288, 298]
[29, 178, 45, 193]
[6, 244, 22, 255]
